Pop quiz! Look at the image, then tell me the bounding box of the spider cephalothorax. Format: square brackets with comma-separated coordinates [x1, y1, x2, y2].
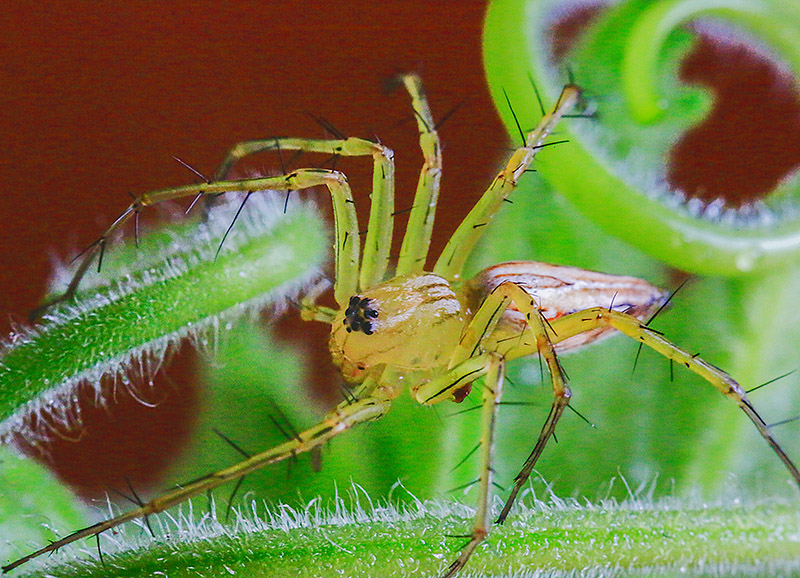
[8, 75, 800, 578]
[330, 273, 468, 384]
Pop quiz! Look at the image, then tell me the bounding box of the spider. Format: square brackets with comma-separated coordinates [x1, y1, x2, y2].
[5, 75, 800, 577]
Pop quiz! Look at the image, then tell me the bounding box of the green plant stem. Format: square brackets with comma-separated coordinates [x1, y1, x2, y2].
[16, 497, 800, 578]
[0, 197, 327, 437]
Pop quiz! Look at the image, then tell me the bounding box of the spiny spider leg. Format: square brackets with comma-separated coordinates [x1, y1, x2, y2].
[395, 74, 443, 275]
[38, 169, 361, 311]
[39, 73, 441, 319]
[434, 84, 582, 281]
[1, 380, 392, 574]
[214, 136, 395, 290]
[214, 72, 451, 285]
[495, 305, 800, 524]
[441, 353, 504, 578]
[414, 281, 568, 575]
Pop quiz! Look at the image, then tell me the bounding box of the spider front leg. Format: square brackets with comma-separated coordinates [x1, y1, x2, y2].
[215, 136, 395, 290]
[442, 353, 505, 578]
[448, 281, 572, 526]
[434, 84, 582, 281]
[38, 168, 361, 314]
[2, 377, 392, 574]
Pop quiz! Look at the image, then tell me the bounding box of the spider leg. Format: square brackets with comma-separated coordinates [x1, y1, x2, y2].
[433, 84, 581, 281]
[395, 74, 443, 276]
[40, 169, 360, 312]
[413, 282, 568, 573]
[2, 382, 391, 574]
[497, 306, 800, 520]
[495, 376, 570, 524]
[445, 281, 571, 525]
[298, 279, 337, 323]
[215, 137, 395, 290]
[441, 353, 504, 578]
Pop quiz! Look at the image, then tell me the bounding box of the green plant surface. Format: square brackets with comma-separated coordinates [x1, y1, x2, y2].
[0, 445, 88, 564]
[11, 494, 800, 578]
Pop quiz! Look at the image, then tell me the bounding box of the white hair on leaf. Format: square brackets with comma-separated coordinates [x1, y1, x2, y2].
[0, 191, 328, 446]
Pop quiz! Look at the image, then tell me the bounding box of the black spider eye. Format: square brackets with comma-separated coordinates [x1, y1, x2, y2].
[362, 322, 373, 335]
[359, 297, 370, 308]
[349, 296, 361, 306]
[350, 319, 361, 332]
[365, 309, 378, 318]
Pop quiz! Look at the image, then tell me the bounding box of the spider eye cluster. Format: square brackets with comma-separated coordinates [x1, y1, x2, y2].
[343, 295, 379, 335]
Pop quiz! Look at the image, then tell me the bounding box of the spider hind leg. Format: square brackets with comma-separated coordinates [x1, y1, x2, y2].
[496, 305, 800, 524]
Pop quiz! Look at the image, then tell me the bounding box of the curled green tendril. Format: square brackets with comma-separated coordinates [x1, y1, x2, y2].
[624, 0, 800, 124]
[484, 0, 800, 276]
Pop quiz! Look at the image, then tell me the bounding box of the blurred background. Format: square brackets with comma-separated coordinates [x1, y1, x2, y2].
[2, 0, 800, 529]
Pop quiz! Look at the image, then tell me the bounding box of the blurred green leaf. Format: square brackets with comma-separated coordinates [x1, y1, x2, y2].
[0, 195, 327, 442]
[0, 445, 87, 563]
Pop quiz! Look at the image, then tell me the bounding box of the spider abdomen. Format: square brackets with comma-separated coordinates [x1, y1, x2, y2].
[329, 273, 468, 383]
[464, 261, 668, 357]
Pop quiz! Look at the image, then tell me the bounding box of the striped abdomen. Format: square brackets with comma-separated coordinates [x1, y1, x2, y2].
[463, 261, 668, 355]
